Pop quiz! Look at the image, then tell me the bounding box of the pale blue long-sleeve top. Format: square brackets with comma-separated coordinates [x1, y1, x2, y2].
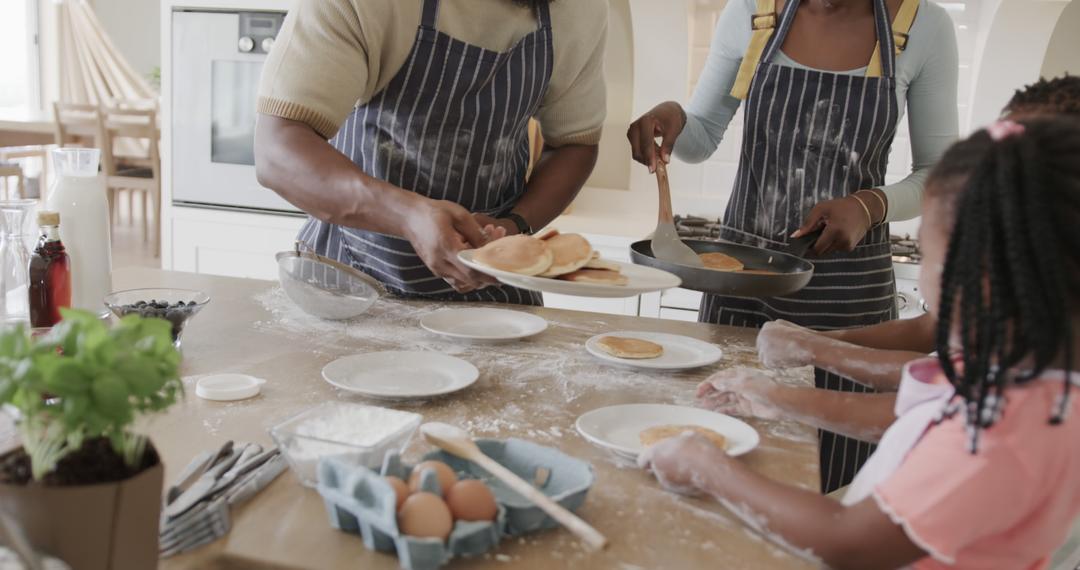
[673, 0, 959, 222]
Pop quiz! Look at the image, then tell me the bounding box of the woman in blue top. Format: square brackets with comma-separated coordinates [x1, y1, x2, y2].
[628, 0, 958, 492]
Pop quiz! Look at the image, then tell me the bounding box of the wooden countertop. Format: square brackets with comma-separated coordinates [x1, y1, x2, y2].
[115, 268, 818, 569]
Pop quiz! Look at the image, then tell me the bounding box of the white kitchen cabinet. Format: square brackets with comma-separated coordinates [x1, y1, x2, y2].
[542, 294, 640, 316]
[659, 308, 700, 322]
[169, 207, 305, 280]
[661, 288, 703, 311]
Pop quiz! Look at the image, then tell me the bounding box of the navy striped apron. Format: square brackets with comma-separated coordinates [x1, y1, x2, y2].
[701, 0, 901, 493]
[298, 0, 551, 305]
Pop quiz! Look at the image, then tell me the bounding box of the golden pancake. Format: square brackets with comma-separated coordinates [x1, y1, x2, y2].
[473, 235, 553, 276]
[639, 425, 728, 449]
[540, 233, 594, 277]
[596, 336, 664, 359]
[699, 252, 745, 272]
[558, 268, 629, 286]
[584, 251, 622, 271]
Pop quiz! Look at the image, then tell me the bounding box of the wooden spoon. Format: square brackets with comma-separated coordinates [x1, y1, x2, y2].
[420, 422, 608, 551]
[652, 160, 704, 267]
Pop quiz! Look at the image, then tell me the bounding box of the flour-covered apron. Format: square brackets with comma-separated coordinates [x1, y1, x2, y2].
[298, 0, 552, 304]
[702, 0, 912, 492]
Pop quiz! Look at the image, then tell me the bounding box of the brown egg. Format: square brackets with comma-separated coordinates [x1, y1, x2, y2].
[446, 479, 498, 522]
[385, 476, 409, 511]
[398, 492, 454, 540]
[408, 460, 458, 496]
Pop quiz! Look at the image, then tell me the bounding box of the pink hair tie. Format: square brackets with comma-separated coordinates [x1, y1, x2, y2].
[987, 119, 1025, 141]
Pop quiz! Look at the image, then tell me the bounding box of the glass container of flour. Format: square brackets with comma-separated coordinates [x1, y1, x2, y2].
[270, 402, 422, 487]
[46, 148, 112, 317]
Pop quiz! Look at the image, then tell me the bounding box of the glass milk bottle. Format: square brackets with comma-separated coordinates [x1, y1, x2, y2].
[46, 148, 112, 318]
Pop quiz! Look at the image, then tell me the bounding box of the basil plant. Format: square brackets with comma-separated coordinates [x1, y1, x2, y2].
[0, 309, 183, 480]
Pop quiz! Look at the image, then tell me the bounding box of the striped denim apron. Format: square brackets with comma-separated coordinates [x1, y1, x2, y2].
[297, 0, 551, 305]
[701, 0, 901, 493]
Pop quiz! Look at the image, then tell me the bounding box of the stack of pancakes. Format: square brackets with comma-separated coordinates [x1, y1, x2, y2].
[473, 230, 628, 285]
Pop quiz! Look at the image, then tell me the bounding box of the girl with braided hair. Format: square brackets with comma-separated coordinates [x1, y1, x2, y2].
[697, 74, 1080, 448]
[640, 117, 1080, 569]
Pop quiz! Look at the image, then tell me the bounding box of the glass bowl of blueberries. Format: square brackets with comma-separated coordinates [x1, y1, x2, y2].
[103, 288, 211, 349]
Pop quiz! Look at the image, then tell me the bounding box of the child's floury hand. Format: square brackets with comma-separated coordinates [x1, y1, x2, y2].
[638, 432, 730, 495]
[696, 367, 784, 420]
[756, 320, 818, 369]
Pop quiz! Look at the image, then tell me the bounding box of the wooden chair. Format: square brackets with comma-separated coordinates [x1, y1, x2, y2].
[53, 102, 103, 149]
[0, 163, 23, 201]
[0, 146, 49, 201]
[99, 106, 161, 258]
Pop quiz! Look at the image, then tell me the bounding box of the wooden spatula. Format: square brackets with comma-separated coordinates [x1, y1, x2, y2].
[652, 160, 704, 267]
[420, 422, 608, 551]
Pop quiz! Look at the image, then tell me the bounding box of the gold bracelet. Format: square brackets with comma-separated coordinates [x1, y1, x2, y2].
[858, 189, 888, 226]
[851, 193, 873, 229]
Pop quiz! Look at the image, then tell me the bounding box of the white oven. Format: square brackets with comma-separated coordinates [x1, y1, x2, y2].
[171, 9, 300, 214]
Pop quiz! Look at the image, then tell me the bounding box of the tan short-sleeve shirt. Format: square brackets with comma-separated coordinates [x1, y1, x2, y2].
[257, 0, 607, 147]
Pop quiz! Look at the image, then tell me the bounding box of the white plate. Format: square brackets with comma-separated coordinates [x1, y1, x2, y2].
[575, 404, 760, 458]
[322, 351, 479, 400]
[458, 251, 681, 298]
[585, 331, 723, 370]
[420, 308, 548, 341]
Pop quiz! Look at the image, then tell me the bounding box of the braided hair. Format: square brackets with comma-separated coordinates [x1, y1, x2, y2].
[1005, 75, 1080, 118]
[926, 117, 1080, 452]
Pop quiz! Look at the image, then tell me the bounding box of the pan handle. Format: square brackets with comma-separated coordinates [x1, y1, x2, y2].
[783, 228, 825, 259]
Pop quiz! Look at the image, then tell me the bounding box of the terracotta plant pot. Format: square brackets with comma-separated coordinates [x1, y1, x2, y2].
[0, 444, 164, 570]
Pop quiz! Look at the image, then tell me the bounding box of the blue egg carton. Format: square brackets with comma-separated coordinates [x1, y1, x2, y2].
[317, 438, 595, 570]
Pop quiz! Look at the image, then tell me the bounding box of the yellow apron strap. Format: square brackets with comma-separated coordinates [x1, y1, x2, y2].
[730, 0, 778, 100]
[867, 0, 919, 77]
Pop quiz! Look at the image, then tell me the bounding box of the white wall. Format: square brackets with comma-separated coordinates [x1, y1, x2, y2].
[967, 0, 1070, 131]
[89, 0, 161, 79]
[586, 0, 634, 192]
[1042, 0, 1080, 78]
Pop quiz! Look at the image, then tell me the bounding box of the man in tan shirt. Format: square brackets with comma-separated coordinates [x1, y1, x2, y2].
[255, 0, 607, 302]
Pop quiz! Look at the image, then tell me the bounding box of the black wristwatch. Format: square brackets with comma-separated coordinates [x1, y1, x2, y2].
[502, 212, 533, 236]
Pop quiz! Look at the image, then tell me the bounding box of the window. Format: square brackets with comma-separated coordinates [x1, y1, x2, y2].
[0, 0, 40, 113]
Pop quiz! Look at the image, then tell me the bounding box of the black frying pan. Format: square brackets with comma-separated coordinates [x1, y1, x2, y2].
[629, 231, 820, 297]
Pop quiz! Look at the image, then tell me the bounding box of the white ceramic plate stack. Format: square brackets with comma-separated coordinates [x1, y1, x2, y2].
[322, 351, 479, 401]
[585, 331, 723, 370]
[457, 251, 681, 298]
[575, 404, 760, 458]
[420, 308, 548, 341]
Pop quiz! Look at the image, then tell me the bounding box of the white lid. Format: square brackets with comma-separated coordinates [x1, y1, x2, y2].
[195, 374, 266, 402]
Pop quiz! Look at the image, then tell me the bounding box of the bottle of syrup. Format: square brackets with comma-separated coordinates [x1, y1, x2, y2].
[29, 211, 72, 328]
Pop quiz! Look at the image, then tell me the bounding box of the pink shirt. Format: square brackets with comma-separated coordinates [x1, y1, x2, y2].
[874, 365, 1080, 569]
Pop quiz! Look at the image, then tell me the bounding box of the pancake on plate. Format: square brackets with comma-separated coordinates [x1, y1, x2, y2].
[540, 233, 594, 277]
[698, 252, 745, 272]
[639, 425, 727, 449]
[558, 268, 629, 286]
[596, 336, 664, 359]
[584, 251, 622, 271]
[473, 235, 553, 276]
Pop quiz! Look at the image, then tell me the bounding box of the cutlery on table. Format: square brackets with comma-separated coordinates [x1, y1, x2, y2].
[166, 440, 233, 505]
[164, 447, 245, 518]
[420, 422, 608, 551]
